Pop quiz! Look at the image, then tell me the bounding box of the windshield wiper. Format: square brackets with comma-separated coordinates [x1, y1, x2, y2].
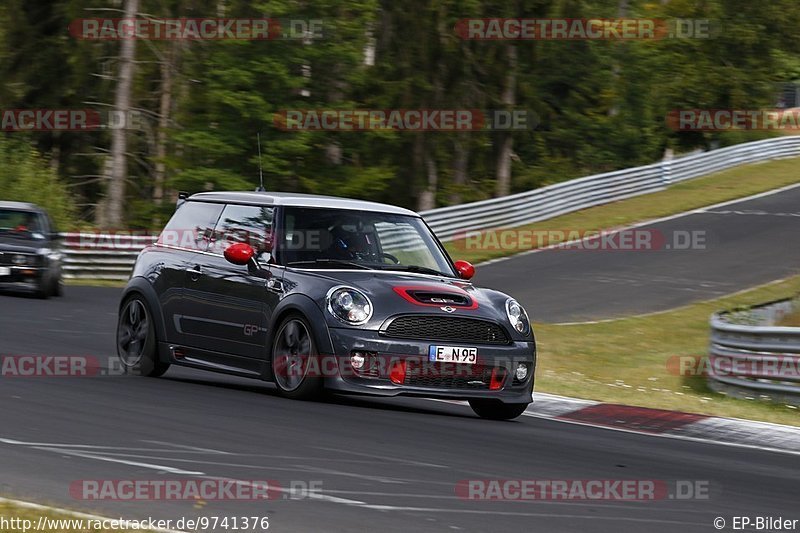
[380, 264, 451, 277]
[286, 259, 373, 270]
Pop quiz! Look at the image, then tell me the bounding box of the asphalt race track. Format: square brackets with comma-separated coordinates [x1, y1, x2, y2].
[1, 185, 799, 531]
[0, 297, 797, 532]
[477, 184, 800, 322]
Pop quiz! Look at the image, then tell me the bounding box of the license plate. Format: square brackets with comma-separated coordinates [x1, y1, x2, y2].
[0, 267, 9, 277]
[429, 345, 477, 364]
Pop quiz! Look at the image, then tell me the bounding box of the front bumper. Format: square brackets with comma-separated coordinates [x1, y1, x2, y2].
[0, 266, 47, 289]
[323, 327, 536, 404]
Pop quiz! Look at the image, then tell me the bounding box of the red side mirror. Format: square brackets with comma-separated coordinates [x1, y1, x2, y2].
[454, 260, 475, 280]
[224, 243, 255, 266]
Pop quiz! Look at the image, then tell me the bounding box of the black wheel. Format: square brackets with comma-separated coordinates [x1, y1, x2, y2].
[468, 399, 529, 420]
[53, 274, 64, 297]
[271, 315, 323, 400]
[34, 277, 50, 299]
[117, 295, 170, 377]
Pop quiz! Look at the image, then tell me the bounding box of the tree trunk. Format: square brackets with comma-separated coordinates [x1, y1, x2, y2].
[609, 0, 629, 117]
[494, 44, 517, 198]
[153, 39, 178, 225]
[105, 0, 139, 228]
[449, 133, 469, 204]
[417, 145, 438, 211]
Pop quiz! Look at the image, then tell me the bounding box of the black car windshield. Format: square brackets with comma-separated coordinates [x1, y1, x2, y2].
[279, 207, 455, 277]
[0, 209, 44, 237]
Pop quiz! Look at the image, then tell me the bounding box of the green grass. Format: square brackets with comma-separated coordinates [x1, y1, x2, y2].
[446, 157, 800, 264]
[777, 309, 800, 327]
[533, 276, 800, 426]
[64, 278, 126, 288]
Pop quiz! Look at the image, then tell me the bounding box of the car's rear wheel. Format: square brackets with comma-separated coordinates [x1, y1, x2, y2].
[117, 295, 170, 377]
[271, 315, 322, 400]
[468, 399, 529, 420]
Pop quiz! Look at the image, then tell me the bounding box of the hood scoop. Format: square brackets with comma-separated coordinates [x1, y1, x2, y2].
[411, 290, 471, 306]
[393, 286, 478, 309]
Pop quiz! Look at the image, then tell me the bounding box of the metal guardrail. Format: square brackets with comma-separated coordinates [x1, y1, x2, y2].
[61, 135, 800, 280]
[708, 298, 800, 401]
[421, 135, 800, 240]
[61, 234, 155, 280]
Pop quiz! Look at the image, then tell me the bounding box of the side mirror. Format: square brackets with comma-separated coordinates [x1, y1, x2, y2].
[224, 243, 255, 266]
[454, 260, 475, 280]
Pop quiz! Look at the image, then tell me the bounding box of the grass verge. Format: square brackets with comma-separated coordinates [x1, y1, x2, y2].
[533, 276, 800, 426]
[64, 279, 126, 288]
[445, 157, 800, 264]
[777, 309, 800, 327]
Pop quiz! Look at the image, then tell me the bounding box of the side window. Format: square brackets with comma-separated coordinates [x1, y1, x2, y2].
[43, 214, 54, 235]
[209, 204, 274, 258]
[157, 201, 223, 252]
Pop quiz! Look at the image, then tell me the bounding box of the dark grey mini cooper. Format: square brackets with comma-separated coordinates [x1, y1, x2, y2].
[117, 191, 536, 419]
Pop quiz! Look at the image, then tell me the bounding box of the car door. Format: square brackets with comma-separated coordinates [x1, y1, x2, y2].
[154, 200, 224, 346]
[179, 203, 281, 372]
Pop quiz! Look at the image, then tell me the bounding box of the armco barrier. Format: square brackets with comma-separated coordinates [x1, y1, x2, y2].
[60, 136, 800, 280]
[420, 136, 800, 240]
[708, 298, 800, 403]
[61, 233, 155, 280]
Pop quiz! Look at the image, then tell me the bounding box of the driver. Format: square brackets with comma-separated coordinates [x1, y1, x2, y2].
[328, 221, 378, 261]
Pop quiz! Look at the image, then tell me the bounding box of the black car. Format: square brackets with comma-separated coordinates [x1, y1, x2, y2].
[0, 201, 64, 298]
[117, 191, 536, 419]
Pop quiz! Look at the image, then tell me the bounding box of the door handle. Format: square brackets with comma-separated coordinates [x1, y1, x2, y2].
[185, 265, 202, 282]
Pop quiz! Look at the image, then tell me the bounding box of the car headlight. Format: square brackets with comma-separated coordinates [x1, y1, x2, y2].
[505, 298, 530, 334]
[326, 286, 373, 325]
[38, 248, 60, 261]
[12, 254, 28, 265]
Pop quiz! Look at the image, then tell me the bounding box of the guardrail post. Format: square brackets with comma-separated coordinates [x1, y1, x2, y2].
[660, 148, 673, 186]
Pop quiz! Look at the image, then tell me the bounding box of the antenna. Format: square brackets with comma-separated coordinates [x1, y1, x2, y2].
[255, 132, 266, 192]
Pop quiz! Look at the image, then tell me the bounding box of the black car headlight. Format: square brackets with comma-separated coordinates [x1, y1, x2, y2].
[505, 298, 530, 335]
[326, 286, 373, 325]
[12, 254, 28, 265]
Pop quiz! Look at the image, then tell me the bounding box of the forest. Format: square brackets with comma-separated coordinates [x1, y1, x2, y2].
[1, 0, 799, 229]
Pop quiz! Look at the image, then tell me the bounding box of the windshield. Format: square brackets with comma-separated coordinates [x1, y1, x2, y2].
[278, 207, 455, 277]
[0, 208, 45, 238]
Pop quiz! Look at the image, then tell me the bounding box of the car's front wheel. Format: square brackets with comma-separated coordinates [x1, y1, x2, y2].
[53, 273, 64, 297]
[271, 315, 323, 400]
[117, 295, 170, 377]
[469, 399, 529, 420]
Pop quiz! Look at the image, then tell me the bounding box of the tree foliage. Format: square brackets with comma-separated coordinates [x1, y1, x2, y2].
[0, 0, 798, 228]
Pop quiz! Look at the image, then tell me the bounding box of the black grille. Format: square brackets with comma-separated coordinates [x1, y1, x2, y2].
[382, 315, 510, 345]
[403, 361, 494, 390]
[0, 252, 38, 266]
